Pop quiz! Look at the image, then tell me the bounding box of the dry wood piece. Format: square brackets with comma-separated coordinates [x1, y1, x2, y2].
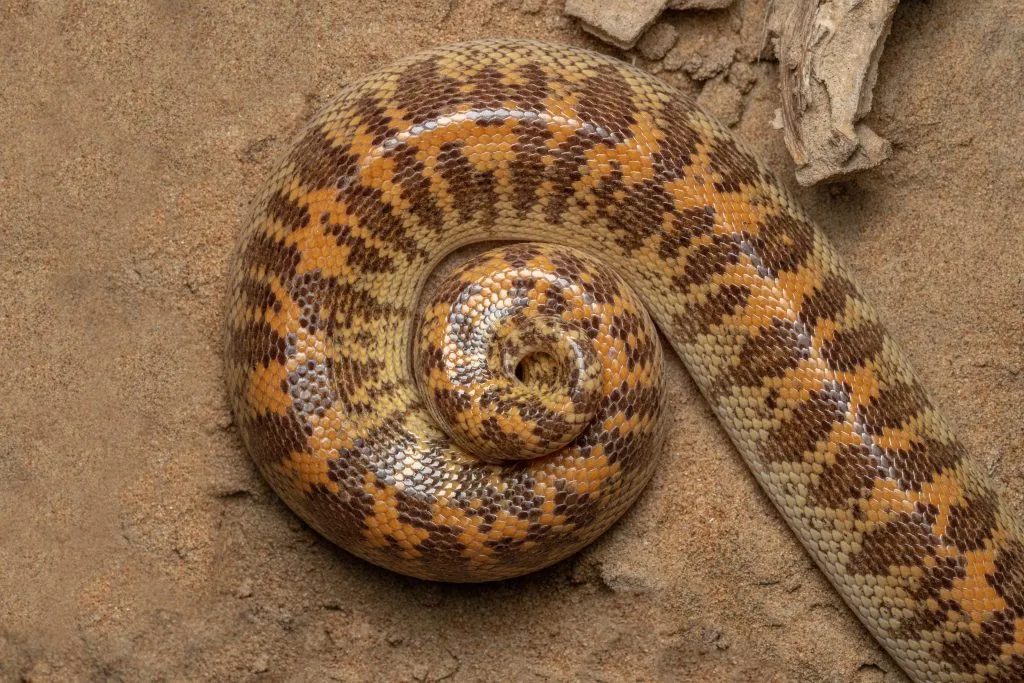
[771, 0, 898, 185]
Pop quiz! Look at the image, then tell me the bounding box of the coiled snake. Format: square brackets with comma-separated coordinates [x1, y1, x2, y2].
[225, 40, 1024, 681]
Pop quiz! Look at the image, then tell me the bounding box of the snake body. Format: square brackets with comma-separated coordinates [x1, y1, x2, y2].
[225, 40, 1024, 680]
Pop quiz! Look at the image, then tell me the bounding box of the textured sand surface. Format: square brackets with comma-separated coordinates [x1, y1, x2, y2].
[2, 1, 1021, 680]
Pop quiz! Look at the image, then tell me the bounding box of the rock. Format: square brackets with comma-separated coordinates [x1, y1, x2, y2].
[565, 0, 735, 50]
[675, 46, 735, 81]
[509, 0, 546, 12]
[234, 577, 254, 599]
[320, 597, 344, 610]
[564, 0, 668, 49]
[728, 60, 758, 94]
[690, 46, 734, 81]
[667, 0, 734, 8]
[21, 661, 54, 682]
[662, 29, 735, 82]
[770, 0, 898, 184]
[697, 78, 744, 127]
[251, 654, 270, 674]
[637, 22, 679, 61]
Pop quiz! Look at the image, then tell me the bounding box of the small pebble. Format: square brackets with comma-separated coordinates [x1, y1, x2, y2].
[697, 78, 744, 127]
[728, 61, 758, 94]
[235, 578, 254, 599]
[252, 654, 270, 674]
[637, 22, 679, 61]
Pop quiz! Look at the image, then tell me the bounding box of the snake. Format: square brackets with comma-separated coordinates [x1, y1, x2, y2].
[224, 40, 1024, 681]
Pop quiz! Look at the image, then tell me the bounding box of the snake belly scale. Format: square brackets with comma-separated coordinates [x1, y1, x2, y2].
[225, 40, 1024, 681]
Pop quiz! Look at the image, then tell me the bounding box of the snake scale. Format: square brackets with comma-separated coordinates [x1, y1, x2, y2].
[225, 40, 1024, 681]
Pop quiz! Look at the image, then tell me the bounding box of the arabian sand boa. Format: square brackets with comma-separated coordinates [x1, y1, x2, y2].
[225, 40, 1024, 681]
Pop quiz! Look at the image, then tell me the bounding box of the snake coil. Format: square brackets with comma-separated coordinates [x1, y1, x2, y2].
[226, 40, 1024, 681]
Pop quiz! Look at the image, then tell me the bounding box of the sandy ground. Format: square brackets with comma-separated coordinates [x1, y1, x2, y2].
[1, 1, 1021, 681]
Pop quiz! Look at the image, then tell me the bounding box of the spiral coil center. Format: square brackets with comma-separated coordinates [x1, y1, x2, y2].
[415, 244, 666, 467]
